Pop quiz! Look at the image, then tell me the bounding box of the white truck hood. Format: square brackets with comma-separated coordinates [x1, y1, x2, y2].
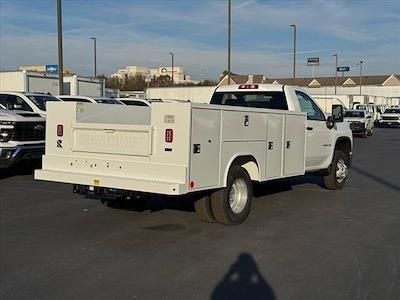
[0, 109, 46, 122]
[345, 117, 366, 123]
[381, 113, 400, 117]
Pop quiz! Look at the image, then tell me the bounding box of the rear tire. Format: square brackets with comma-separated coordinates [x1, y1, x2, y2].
[194, 195, 217, 223]
[361, 129, 367, 138]
[324, 150, 349, 190]
[210, 166, 253, 225]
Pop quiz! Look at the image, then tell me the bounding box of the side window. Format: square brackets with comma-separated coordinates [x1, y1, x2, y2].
[295, 91, 325, 121]
[15, 96, 34, 111]
[62, 98, 90, 103]
[0, 94, 33, 111]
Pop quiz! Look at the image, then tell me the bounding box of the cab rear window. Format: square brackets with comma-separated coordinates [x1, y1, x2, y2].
[210, 92, 288, 110]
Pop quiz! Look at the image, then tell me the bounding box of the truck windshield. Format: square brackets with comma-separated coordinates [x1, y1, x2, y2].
[384, 109, 400, 114]
[27, 95, 60, 111]
[210, 92, 288, 110]
[344, 111, 364, 118]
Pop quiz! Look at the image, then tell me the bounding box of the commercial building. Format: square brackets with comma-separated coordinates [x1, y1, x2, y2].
[111, 65, 192, 84]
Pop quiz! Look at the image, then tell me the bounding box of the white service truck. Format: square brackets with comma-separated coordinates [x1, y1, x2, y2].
[35, 84, 353, 225]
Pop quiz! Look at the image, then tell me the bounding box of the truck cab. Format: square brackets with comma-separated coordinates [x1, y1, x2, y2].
[211, 84, 352, 173]
[0, 92, 61, 117]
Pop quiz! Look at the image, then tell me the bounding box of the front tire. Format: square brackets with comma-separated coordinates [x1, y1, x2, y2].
[210, 166, 253, 225]
[324, 151, 349, 190]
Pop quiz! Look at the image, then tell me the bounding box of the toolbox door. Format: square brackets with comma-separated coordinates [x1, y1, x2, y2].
[189, 109, 221, 189]
[283, 115, 306, 176]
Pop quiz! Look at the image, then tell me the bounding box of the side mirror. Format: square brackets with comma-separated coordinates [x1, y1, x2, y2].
[326, 115, 334, 129]
[332, 104, 344, 122]
[13, 104, 22, 110]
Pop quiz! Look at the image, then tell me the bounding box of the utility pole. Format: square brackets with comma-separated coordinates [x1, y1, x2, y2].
[57, 0, 64, 95]
[358, 60, 363, 95]
[333, 54, 338, 95]
[227, 0, 231, 85]
[290, 24, 296, 80]
[169, 52, 174, 84]
[91, 37, 97, 77]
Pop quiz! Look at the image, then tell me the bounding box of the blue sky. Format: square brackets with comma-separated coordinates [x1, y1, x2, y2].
[0, 0, 399, 80]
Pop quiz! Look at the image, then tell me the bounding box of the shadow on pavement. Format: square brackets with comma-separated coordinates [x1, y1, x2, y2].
[253, 174, 325, 198]
[0, 162, 40, 179]
[98, 174, 325, 214]
[211, 253, 276, 300]
[351, 165, 400, 192]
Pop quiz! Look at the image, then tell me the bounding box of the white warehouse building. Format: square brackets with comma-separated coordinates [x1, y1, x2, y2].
[111, 65, 192, 84]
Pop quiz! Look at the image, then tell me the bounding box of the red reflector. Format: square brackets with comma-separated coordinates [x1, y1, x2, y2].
[165, 129, 173, 143]
[57, 124, 63, 137]
[189, 180, 195, 189]
[239, 84, 259, 89]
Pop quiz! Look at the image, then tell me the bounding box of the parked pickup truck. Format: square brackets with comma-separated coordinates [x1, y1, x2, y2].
[0, 108, 45, 168]
[344, 109, 373, 137]
[35, 84, 353, 225]
[378, 108, 400, 127]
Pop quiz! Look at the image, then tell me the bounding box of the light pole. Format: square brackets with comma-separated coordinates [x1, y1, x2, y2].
[91, 37, 97, 77]
[357, 60, 363, 95]
[169, 52, 174, 84]
[227, 0, 231, 85]
[57, 0, 64, 95]
[290, 24, 296, 80]
[333, 54, 338, 95]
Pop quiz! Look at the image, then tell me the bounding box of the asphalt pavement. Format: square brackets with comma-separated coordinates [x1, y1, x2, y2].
[1, 128, 399, 300]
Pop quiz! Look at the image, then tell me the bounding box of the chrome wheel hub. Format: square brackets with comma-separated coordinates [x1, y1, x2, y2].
[336, 159, 348, 183]
[229, 178, 248, 214]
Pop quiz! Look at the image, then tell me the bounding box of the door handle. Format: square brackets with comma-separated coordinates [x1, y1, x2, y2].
[286, 141, 291, 149]
[306, 127, 313, 131]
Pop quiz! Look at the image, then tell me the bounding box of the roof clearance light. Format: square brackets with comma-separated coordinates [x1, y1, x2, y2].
[239, 84, 259, 89]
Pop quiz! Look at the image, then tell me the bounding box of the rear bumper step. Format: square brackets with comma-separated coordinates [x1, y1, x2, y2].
[35, 169, 186, 195]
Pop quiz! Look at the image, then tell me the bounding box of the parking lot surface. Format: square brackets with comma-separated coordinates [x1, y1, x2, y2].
[1, 128, 399, 300]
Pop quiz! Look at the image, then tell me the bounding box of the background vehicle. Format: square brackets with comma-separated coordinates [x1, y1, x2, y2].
[117, 98, 157, 107]
[0, 92, 61, 117]
[378, 108, 400, 127]
[344, 110, 373, 138]
[58, 96, 124, 105]
[0, 108, 45, 169]
[35, 84, 352, 225]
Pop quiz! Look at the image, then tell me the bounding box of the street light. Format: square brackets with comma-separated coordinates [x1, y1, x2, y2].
[333, 54, 338, 95]
[57, 0, 64, 95]
[357, 60, 363, 95]
[169, 52, 174, 84]
[91, 37, 97, 78]
[228, 0, 231, 85]
[290, 24, 296, 80]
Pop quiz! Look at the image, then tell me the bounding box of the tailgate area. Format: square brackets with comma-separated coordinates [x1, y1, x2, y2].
[35, 102, 192, 195]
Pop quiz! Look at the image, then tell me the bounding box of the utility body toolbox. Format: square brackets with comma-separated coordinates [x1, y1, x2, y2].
[35, 102, 306, 195]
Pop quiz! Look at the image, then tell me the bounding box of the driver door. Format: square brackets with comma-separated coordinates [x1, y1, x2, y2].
[295, 91, 333, 170]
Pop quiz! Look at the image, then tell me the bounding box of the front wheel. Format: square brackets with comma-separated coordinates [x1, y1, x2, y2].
[367, 127, 373, 136]
[324, 151, 349, 190]
[210, 166, 253, 225]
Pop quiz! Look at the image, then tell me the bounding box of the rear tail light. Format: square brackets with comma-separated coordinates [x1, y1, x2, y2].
[165, 129, 173, 143]
[57, 124, 63, 137]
